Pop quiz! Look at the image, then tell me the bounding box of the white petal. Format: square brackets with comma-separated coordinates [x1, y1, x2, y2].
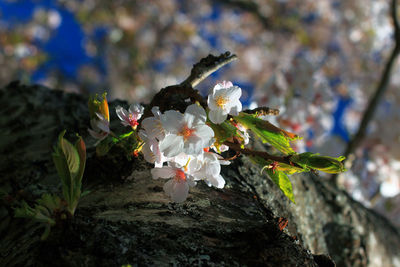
[142, 117, 165, 140]
[154, 161, 164, 168]
[116, 106, 129, 122]
[219, 159, 231, 165]
[208, 109, 228, 124]
[207, 94, 219, 110]
[96, 120, 110, 133]
[194, 124, 214, 141]
[191, 168, 206, 181]
[184, 135, 203, 155]
[213, 81, 233, 93]
[213, 87, 228, 98]
[161, 110, 184, 134]
[151, 106, 161, 118]
[187, 157, 203, 174]
[204, 150, 218, 160]
[149, 139, 165, 166]
[219, 144, 229, 152]
[226, 86, 242, 101]
[129, 103, 144, 119]
[206, 161, 221, 177]
[184, 104, 206, 127]
[228, 99, 242, 116]
[170, 181, 189, 203]
[88, 128, 106, 140]
[121, 121, 132, 127]
[206, 174, 225, 189]
[95, 112, 108, 122]
[163, 179, 175, 196]
[173, 153, 190, 167]
[159, 134, 184, 157]
[212, 152, 231, 165]
[186, 175, 197, 187]
[138, 130, 148, 141]
[142, 143, 155, 164]
[151, 166, 175, 179]
[168, 161, 183, 169]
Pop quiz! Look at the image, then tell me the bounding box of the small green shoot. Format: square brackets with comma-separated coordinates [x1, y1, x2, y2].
[52, 130, 86, 216]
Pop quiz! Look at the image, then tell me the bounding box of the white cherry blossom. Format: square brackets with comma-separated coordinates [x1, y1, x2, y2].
[116, 103, 144, 129]
[139, 131, 166, 168]
[159, 104, 214, 157]
[207, 81, 242, 124]
[191, 151, 226, 189]
[151, 162, 196, 203]
[141, 106, 165, 141]
[139, 106, 169, 167]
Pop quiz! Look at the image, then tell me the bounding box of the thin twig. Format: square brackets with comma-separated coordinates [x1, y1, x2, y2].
[223, 141, 294, 166]
[181, 51, 238, 88]
[332, 0, 400, 183]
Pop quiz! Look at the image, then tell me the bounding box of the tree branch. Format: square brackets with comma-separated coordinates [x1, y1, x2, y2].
[141, 52, 237, 120]
[332, 0, 400, 183]
[181, 51, 238, 87]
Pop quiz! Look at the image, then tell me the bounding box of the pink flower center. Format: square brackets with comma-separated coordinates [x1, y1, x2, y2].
[128, 114, 139, 127]
[215, 95, 228, 107]
[175, 169, 186, 182]
[179, 125, 195, 140]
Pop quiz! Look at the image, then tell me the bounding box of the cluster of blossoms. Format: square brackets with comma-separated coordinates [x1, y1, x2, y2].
[87, 77, 346, 204]
[89, 81, 245, 203]
[138, 81, 243, 202]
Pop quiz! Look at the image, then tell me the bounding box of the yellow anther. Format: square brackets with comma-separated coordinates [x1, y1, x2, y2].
[215, 96, 228, 107]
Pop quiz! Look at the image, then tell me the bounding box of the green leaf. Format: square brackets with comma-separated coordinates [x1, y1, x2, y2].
[234, 113, 299, 154]
[263, 169, 295, 203]
[207, 120, 239, 144]
[60, 133, 80, 175]
[274, 162, 306, 175]
[53, 140, 72, 204]
[14, 196, 58, 240]
[290, 152, 346, 174]
[14, 200, 56, 225]
[36, 194, 62, 212]
[14, 201, 36, 218]
[53, 131, 79, 206]
[52, 131, 87, 215]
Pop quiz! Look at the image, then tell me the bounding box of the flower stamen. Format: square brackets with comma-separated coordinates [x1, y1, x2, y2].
[175, 169, 186, 182]
[128, 114, 139, 128]
[179, 125, 195, 140]
[215, 95, 228, 107]
[184, 158, 191, 172]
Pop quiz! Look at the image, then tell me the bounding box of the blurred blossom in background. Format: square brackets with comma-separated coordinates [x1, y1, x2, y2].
[1, 0, 400, 225]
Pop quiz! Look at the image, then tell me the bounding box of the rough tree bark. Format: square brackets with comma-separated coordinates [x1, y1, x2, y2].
[1, 54, 400, 266]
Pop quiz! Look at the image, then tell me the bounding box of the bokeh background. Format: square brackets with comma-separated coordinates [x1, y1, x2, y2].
[1, 0, 399, 226]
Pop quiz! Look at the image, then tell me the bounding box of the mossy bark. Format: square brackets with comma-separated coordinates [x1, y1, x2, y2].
[1, 82, 399, 267]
